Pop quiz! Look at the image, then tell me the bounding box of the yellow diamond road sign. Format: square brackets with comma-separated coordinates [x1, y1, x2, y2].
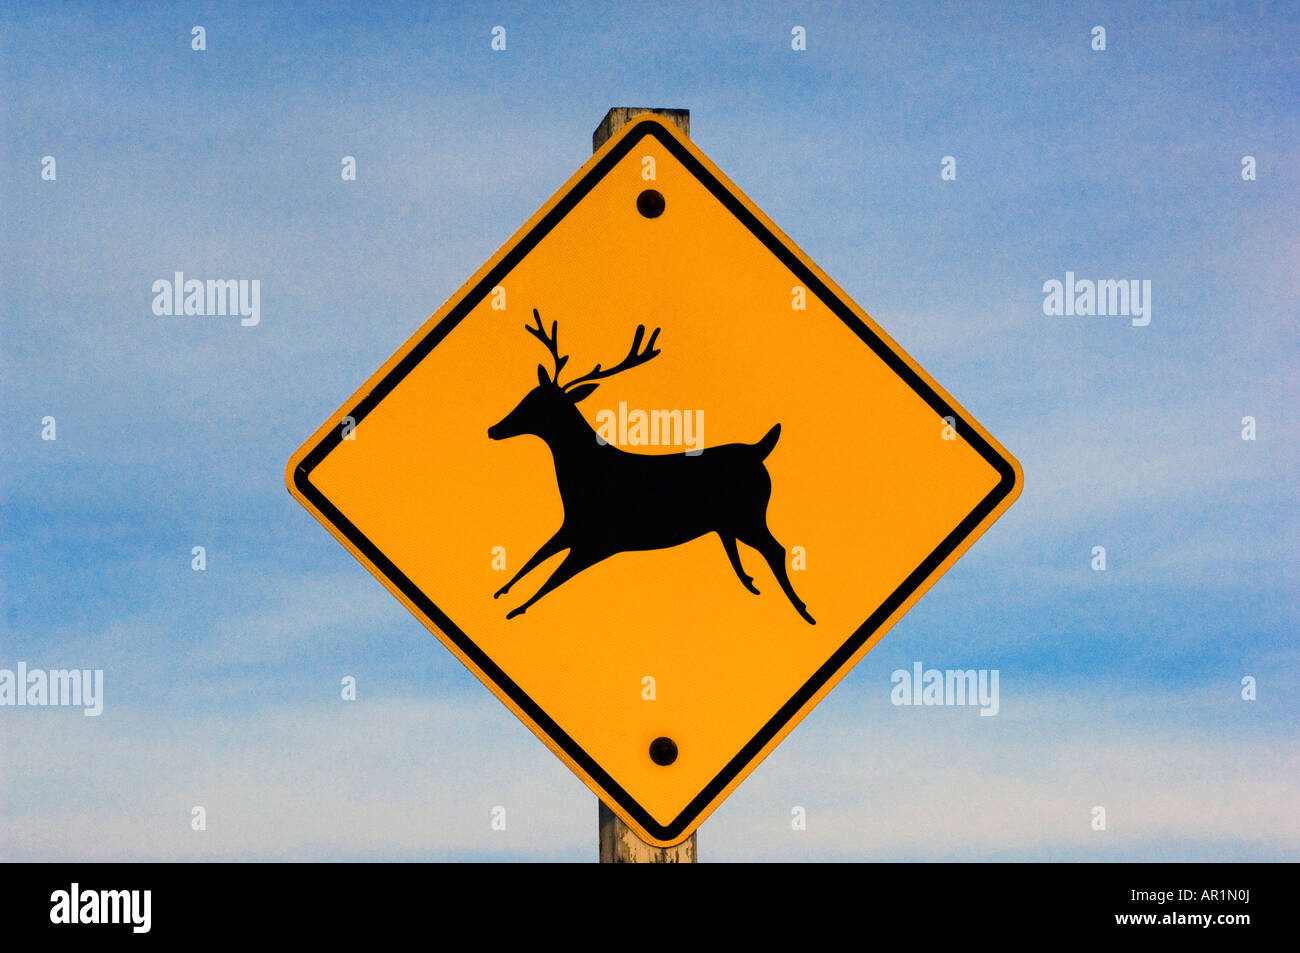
[286, 115, 1022, 847]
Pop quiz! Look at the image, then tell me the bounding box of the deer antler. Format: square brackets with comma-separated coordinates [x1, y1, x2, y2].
[562, 324, 661, 391]
[525, 309, 568, 382]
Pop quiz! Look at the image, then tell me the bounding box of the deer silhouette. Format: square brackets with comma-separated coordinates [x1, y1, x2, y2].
[487, 309, 815, 625]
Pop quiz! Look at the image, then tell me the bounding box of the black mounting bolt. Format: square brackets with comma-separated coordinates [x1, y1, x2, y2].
[637, 189, 666, 218]
[649, 736, 678, 766]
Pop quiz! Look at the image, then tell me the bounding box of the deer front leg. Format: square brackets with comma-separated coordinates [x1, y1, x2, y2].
[494, 529, 567, 599]
[506, 549, 604, 620]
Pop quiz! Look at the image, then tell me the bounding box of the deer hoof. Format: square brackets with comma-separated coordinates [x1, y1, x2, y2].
[506, 606, 526, 620]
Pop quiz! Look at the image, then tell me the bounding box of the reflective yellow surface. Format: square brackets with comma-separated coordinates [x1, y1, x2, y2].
[288, 116, 1021, 846]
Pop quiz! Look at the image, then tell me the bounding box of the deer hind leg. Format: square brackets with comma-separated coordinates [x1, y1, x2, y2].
[718, 533, 761, 595]
[740, 526, 816, 625]
[494, 530, 567, 599]
[506, 549, 604, 620]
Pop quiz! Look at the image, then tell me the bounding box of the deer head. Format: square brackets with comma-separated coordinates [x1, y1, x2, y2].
[488, 309, 661, 441]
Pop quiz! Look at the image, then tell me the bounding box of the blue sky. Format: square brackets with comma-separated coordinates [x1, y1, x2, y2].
[2, 1, 1296, 860]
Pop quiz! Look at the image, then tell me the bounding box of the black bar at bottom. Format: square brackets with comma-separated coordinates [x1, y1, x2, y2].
[2, 861, 1277, 941]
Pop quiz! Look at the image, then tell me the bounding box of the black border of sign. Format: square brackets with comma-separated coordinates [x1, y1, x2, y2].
[292, 118, 1019, 844]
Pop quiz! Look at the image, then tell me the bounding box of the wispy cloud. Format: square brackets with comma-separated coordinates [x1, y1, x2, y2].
[2, 683, 1292, 862]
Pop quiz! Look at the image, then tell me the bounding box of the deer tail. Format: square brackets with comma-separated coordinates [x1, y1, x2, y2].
[754, 424, 781, 460]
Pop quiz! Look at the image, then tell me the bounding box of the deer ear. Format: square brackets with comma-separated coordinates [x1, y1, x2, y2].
[536, 364, 550, 387]
[566, 382, 599, 403]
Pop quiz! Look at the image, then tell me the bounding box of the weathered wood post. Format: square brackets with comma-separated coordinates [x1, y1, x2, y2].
[593, 106, 698, 864]
[592, 106, 690, 151]
[598, 800, 697, 864]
